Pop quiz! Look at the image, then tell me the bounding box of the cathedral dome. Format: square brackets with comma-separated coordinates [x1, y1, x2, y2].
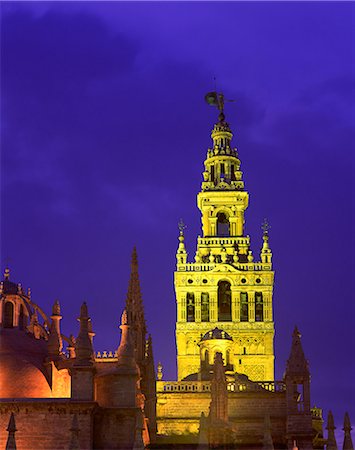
[0, 329, 52, 398]
[201, 327, 233, 341]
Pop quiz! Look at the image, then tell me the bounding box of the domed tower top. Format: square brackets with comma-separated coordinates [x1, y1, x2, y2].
[202, 92, 244, 192]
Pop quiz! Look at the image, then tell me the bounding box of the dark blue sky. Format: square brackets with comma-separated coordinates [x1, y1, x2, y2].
[1, 1, 354, 440]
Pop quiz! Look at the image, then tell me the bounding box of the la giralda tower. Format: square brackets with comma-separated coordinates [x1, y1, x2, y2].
[174, 94, 274, 382]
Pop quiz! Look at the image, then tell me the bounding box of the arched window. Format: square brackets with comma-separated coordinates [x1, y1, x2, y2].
[217, 212, 229, 237]
[186, 293, 195, 322]
[3, 302, 14, 328]
[255, 292, 264, 322]
[201, 293, 209, 322]
[218, 281, 232, 321]
[240, 292, 248, 322]
[19, 304, 27, 330]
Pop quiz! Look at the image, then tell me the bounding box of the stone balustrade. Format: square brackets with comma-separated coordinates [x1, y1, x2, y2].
[157, 380, 285, 394]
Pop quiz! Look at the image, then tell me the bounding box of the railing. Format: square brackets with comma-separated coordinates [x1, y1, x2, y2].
[198, 237, 250, 246]
[178, 263, 270, 272]
[158, 380, 285, 393]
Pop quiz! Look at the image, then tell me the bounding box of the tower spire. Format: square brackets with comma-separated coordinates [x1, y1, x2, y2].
[326, 411, 338, 450]
[125, 247, 147, 365]
[5, 412, 17, 450]
[342, 412, 354, 450]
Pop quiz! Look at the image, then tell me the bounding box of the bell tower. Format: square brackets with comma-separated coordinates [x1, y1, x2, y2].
[174, 94, 275, 382]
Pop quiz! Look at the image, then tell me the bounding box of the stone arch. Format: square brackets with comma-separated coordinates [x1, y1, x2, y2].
[216, 212, 229, 236]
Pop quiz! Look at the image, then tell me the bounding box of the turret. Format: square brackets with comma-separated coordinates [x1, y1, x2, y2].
[326, 411, 338, 450]
[71, 302, 95, 400]
[47, 300, 63, 360]
[342, 412, 354, 450]
[285, 327, 313, 449]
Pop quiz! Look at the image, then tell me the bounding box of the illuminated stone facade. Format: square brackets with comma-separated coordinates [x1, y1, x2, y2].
[175, 109, 274, 382]
[156, 103, 331, 449]
[0, 252, 156, 450]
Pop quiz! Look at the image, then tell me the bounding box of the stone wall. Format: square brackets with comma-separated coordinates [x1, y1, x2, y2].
[0, 400, 96, 450]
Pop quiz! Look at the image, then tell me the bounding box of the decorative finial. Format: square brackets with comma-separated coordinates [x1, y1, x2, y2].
[80, 302, 88, 319]
[178, 218, 187, 235]
[4, 267, 10, 280]
[262, 218, 271, 235]
[121, 309, 128, 326]
[157, 361, 163, 381]
[52, 300, 61, 316]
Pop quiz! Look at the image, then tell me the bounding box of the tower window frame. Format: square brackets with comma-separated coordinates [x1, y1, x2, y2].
[240, 292, 249, 322]
[201, 292, 210, 322]
[218, 281, 232, 322]
[255, 292, 264, 322]
[186, 293, 195, 322]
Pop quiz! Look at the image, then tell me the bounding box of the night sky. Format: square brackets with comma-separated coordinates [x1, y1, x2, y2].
[1, 1, 354, 442]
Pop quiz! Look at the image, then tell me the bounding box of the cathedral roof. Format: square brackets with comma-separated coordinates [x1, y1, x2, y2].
[201, 328, 233, 341]
[0, 329, 52, 398]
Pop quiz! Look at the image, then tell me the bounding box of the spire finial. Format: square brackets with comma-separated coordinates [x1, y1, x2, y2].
[52, 299, 61, 316]
[262, 218, 271, 236]
[178, 218, 187, 235]
[4, 267, 10, 280]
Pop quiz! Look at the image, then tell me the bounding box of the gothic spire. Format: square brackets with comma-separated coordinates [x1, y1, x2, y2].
[286, 326, 309, 375]
[125, 247, 147, 364]
[326, 411, 338, 450]
[342, 412, 354, 450]
[5, 412, 17, 450]
[74, 302, 94, 365]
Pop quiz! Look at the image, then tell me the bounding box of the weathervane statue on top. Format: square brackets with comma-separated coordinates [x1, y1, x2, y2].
[205, 91, 225, 112]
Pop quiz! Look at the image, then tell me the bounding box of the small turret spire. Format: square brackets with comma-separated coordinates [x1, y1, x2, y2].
[5, 412, 17, 450]
[326, 411, 338, 450]
[286, 326, 309, 375]
[116, 308, 136, 368]
[176, 219, 188, 265]
[74, 302, 94, 365]
[260, 219, 272, 264]
[125, 247, 147, 364]
[47, 299, 63, 360]
[342, 412, 354, 450]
